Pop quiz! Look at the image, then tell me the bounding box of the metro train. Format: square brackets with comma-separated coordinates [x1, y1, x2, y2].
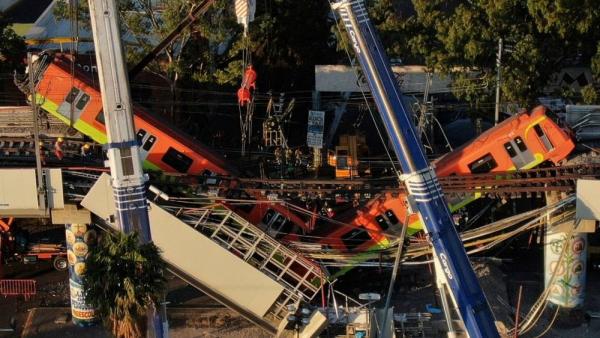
[24, 53, 384, 248]
[24, 53, 574, 255]
[316, 105, 575, 252]
[28, 53, 234, 176]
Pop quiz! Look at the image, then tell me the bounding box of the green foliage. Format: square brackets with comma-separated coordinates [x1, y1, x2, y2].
[245, 0, 338, 90]
[0, 13, 26, 73]
[363, 0, 600, 107]
[83, 231, 165, 338]
[581, 84, 598, 104]
[53, 0, 240, 84]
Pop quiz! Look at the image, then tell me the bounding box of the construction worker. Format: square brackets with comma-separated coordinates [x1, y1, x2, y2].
[80, 143, 92, 163]
[38, 141, 47, 165]
[54, 137, 64, 160]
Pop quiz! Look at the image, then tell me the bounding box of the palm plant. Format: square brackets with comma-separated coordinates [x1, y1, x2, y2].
[83, 231, 166, 338]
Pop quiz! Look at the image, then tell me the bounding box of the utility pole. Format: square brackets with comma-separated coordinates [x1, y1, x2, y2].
[28, 53, 46, 211]
[494, 38, 503, 125]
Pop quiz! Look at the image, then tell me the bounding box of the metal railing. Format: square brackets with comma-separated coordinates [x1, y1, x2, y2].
[162, 203, 325, 321]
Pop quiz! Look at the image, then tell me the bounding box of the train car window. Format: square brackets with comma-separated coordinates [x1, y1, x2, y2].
[271, 216, 294, 238]
[385, 209, 399, 225]
[161, 147, 193, 173]
[341, 227, 372, 251]
[514, 137, 527, 152]
[503, 142, 517, 158]
[468, 153, 498, 174]
[136, 129, 147, 145]
[65, 87, 79, 103]
[142, 135, 156, 151]
[534, 125, 544, 137]
[534, 125, 554, 151]
[95, 110, 105, 125]
[261, 209, 276, 224]
[75, 93, 90, 110]
[375, 215, 389, 231]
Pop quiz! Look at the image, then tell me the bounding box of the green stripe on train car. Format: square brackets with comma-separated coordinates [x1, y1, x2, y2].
[36, 94, 162, 170]
[37, 94, 108, 143]
[143, 161, 161, 171]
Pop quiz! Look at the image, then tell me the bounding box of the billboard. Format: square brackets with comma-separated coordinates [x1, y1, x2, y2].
[307, 110, 325, 148]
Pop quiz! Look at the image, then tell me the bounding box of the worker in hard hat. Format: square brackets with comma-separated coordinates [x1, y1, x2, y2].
[54, 137, 64, 160]
[80, 143, 92, 164]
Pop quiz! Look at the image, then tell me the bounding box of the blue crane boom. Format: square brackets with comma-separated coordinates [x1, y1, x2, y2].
[331, 1, 500, 337]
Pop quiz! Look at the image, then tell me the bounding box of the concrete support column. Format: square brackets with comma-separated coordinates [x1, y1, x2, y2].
[544, 230, 587, 308]
[65, 224, 98, 326]
[544, 191, 587, 309]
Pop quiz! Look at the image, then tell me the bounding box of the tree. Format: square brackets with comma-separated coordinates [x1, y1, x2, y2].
[83, 231, 166, 338]
[581, 84, 598, 104]
[54, 0, 240, 118]
[0, 12, 26, 101]
[0, 13, 25, 70]
[245, 0, 339, 90]
[369, 0, 600, 109]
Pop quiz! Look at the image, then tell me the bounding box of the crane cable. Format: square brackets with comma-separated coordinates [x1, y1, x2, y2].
[68, 0, 80, 129]
[238, 38, 254, 155]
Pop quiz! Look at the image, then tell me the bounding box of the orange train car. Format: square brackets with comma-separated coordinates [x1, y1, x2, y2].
[317, 106, 575, 252]
[31, 53, 234, 176]
[26, 53, 574, 255]
[26, 53, 330, 243]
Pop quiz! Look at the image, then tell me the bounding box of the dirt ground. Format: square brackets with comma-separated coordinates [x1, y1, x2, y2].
[1, 225, 600, 337]
[0, 262, 270, 338]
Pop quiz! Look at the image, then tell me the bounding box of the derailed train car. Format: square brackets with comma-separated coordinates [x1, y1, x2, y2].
[20, 52, 575, 255]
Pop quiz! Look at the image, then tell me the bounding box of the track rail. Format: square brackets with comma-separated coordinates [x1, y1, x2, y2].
[231, 163, 600, 195]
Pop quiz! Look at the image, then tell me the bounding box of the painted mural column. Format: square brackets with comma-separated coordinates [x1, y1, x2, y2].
[65, 224, 98, 326]
[544, 191, 587, 310]
[544, 230, 587, 308]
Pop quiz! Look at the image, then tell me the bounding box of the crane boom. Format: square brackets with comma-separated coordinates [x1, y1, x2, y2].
[87, 0, 151, 242]
[331, 1, 499, 337]
[87, 0, 165, 335]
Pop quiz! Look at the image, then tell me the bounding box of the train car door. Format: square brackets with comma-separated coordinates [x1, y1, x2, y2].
[57, 87, 90, 123]
[503, 136, 535, 169]
[136, 129, 157, 161]
[533, 125, 555, 152]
